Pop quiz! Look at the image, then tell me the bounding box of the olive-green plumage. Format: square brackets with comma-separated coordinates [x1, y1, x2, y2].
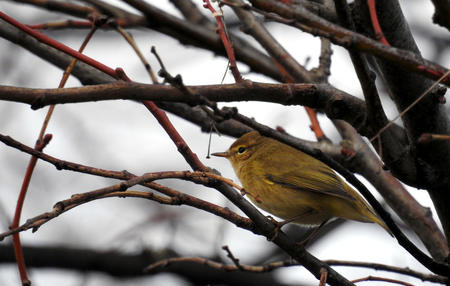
[213, 131, 390, 233]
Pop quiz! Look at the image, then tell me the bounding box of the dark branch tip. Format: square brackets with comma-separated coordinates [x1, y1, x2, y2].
[417, 133, 432, 144]
[121, 170, 133, 177]
[92, 15, 109, 27]
[106, 18, 118, 28]
[172, 194, 183, 205]
[115, 68, 131, 81]
[327, 98, 348, 119]
[119, 182, 129, 191]
[52, 201, 65, 212]
[173, 74, 183, 85]
[54, 161, 65, 170]
[431, 86, 447, 104]
[30, 94, 46, 110]
[220, 106, 238, 119]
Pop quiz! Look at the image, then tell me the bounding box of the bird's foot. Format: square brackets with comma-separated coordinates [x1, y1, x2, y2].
[266, 216, 283, 241]
[266, 216, 293, 241]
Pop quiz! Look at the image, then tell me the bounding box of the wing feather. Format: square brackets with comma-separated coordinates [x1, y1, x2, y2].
[255, 140, 355, 201]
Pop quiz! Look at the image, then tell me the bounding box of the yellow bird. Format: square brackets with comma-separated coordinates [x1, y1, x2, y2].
[212, 131, 390, 234]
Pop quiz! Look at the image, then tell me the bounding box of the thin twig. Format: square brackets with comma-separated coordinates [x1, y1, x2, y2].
[325, 259, 447, 283]
[28, 20, 94, 30]
[222, 246, 244, 270]
[144, 256, 448, 284]
[352, 275, 414, 286]
[311, 37, 333, 82]
[114, 24, 158, 83]
[367, 0, 389, 45]
[11, 135, 52, 286]
[418, 133, 450, 144]
[144, 257, 297, 273]
[0, 170, 250, 240]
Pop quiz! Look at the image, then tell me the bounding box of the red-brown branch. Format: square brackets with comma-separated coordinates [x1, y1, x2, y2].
[367, 0, 389, 45]
[203, 0, 243, 82]
[10, 22, 99, 285]
[11, 134, 52, 286]
[0, 12, 118, 79]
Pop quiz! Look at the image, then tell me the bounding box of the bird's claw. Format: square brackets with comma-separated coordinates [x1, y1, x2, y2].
[266, 216, 283, 241]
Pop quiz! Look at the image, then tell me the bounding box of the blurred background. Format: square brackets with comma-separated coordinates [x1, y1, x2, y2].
[0, 0, 449, 285]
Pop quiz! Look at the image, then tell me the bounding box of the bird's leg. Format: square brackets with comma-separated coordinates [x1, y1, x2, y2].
[265, 215, 281, 241]
[266, 216, 299, 241]
[296, 219, 330, 249]
[267, 209, 316, 241]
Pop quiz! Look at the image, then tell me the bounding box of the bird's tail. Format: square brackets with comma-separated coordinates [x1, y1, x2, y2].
[344, 184, 393, 236]
[365, 210, 393, 236]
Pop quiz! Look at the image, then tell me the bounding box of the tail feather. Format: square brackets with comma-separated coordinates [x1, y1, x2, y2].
[366, 211, 393, 236]
[344, 184, 393, 236]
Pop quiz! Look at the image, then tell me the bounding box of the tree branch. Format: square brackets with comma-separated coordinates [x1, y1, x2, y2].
[247, 0, 450, 86]
[352, 0, 450, 247]
[0, 82, 396, 134]
[333, 120, 448, 261]
[0, 133, 356, 285]
[0, 244, 289, 285]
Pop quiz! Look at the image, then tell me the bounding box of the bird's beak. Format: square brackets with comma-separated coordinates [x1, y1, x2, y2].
[211, 151, 229, 158]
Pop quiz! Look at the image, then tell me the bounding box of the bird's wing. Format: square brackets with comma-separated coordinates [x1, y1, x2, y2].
[261, 155, 356, 202]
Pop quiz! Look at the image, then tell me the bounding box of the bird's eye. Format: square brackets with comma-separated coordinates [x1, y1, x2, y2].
[237, 147, 247, 154]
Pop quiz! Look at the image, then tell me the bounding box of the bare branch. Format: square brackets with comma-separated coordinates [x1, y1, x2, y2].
[247, 0, 450, 86]
[0, 244, 287, 285]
